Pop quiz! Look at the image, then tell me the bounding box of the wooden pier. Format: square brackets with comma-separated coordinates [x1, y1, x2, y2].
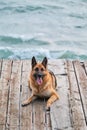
[0, 59, 87, 130]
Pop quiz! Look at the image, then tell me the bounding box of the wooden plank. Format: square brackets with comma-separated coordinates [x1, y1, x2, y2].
[20, 60, 33, 130]
[84, 61, 87, 73]
[6, 60, 22, 130]
[67, 61, 87, 130]
[1, 60, 12, 83]
[33, 98, 52, 130]
[0, 60, 12, 128]
[0, 59, 2, 69]
[50, 60, 73, 130]
[0, 125, 5, 130]
[33, 99, 46, 130]
[48, 59, 67, 75]
[0, 59, 2, 77]
[73, 60, 87, 127]
[46, 111, 52, 130]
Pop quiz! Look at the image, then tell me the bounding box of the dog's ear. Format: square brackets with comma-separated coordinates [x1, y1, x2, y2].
[42, 57, 48, 68]
[31, 56, 37, 69]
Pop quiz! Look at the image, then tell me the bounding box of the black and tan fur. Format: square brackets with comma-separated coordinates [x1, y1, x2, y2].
[22, 57, 59, 108]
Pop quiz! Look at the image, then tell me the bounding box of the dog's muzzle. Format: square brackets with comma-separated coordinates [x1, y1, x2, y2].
[34, 73, 45, 78]
[34, 73, 45, 85]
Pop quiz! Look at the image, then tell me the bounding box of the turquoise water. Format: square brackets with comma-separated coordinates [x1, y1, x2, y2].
[0, 0, 87, 60]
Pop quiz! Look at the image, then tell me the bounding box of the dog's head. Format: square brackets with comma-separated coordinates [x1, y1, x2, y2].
[31, 56, 48, 86]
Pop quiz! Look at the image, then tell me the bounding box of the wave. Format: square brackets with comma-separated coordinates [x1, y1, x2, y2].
[0, 5, 46, 14]
[69, 13, 86, 19]
[0, 35, 50, 45]
[51, 50, 87, 60]
[0, 47, 51, 59]
[0, 35, 23, 44]
[0, 47, 87, 60]
[0, 3, 65, 14]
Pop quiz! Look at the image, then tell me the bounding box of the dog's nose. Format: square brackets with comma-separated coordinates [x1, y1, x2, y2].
[38, 73, 42, 78]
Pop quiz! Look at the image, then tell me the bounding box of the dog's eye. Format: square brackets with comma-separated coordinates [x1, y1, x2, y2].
[41, 68, 44, 71]
[35, 67, 39, 71]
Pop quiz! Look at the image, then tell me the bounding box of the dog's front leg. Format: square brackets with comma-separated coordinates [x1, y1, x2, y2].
[46, 93, 59, 108]
[22, 94, 37, 106]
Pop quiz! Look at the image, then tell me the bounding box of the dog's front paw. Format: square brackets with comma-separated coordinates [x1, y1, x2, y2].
[46, 102, 51, 110]
[47, 101, 51, 108]
[45, 106, 50, 111]
[21, 100, 30, 107]
[21, 103, 27, 107]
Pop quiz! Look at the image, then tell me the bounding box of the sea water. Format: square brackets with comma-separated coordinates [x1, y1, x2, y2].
[0, 0, 87, 60]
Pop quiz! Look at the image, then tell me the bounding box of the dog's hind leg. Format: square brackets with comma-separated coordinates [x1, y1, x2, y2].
[22, 94, 37, 106]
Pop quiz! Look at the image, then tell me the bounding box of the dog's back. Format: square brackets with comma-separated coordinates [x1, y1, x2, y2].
[49, 70, 57, 89]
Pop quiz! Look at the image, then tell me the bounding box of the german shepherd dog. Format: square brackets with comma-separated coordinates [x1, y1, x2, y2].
[22, 57, 59, 109]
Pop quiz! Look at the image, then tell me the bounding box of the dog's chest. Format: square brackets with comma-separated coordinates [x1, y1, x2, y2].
[36, 89, 51, 97]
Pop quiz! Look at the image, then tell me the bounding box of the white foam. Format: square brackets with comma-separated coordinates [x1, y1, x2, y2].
[5, 47, 51, 59]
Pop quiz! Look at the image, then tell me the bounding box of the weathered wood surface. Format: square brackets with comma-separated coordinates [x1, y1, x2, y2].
[0, 60, 87, 130]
